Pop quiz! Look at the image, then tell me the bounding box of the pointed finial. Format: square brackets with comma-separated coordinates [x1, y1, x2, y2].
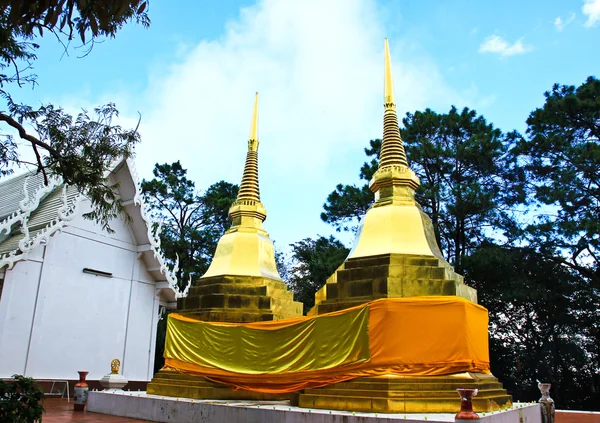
[384, 39, 395, 108]
[249, 92, 258, 145]
[377, 38, 409, 169]
[237, 93, 261, 203]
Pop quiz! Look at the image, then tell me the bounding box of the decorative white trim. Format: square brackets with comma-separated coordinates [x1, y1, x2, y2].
[0, 175, 62, 237]
[0, 182, 83, 270]
[126, 159, 189, 298]
[1, 160, 188, 300]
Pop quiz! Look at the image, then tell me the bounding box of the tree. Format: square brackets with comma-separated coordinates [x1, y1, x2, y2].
[322, 107, 524, 272]
[515, 76, 600, 288]
[286, 236, 349, 313]
[466, 245, 600, 410]
[141, 161, 238, 289]
[0, 1, 150, 231]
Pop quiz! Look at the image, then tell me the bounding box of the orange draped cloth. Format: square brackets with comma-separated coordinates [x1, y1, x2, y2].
[163, 296, 490, 393]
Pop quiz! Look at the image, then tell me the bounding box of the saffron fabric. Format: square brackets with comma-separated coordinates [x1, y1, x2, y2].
[163, 296, 490, 393]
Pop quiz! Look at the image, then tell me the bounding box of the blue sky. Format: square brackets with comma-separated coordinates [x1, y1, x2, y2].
[11, 0, 600, 251]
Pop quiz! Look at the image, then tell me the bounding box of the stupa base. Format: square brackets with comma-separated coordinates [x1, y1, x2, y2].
[177, 275, 303, 322]
[298, 373, 512, 414]
[147, 368, 290, 401]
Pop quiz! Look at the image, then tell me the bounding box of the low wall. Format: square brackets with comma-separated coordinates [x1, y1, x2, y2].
[88, 391, 542, 423]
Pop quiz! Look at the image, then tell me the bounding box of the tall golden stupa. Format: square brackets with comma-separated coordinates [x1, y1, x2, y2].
[148, 93, 302, 400]
[298, 39, 511, 413]
[310, 39, 475, 315]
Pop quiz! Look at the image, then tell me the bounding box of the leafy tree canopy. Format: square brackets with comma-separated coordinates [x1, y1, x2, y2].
[141, 161, 238, 289]
[286, 236, 349, 313]
[0, 0, 150, 231]
[516, 76, 600, 287]
[466, 245, 599, 409]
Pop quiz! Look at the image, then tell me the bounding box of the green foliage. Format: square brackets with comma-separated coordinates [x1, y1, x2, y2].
[401, 107, 524, 272]
[0, 374, 45, 423]
[466, 245, 600, 409]
[286, 236, 349, 313]
[321, 183, 372, 232]
[141, 161, 238, 289]
[2, 101, 140, 232]
[516, 76, 600, 287]
[0, 0, 150, 230]
[0, 1, 150, 58]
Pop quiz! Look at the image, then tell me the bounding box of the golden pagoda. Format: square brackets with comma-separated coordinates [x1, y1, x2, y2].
[298, 39, 511, 413]
[148, 93, 302, 400]
[175, 92, 302, 322]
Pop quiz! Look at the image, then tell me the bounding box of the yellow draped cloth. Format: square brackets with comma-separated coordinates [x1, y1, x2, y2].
[163, 296, 490, 393]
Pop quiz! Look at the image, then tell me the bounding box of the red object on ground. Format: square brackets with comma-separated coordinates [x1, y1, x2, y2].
[43, 399, 151, 422]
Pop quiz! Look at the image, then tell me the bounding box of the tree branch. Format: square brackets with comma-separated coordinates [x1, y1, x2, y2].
[31, 142, 48, 184]
[0, 113, 61, 159]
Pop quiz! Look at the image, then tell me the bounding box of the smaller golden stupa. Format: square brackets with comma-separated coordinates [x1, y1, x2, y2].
[176, 93, 302, 322]
[148, 94, 302, 401]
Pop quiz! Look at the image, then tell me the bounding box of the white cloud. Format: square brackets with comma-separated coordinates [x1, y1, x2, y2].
[50, 0, 488, 248]
[554, 13, 576, 31]
[479, 35, 532, 57]
[583, 0, 600, 27]
[555, 16, 564, 30]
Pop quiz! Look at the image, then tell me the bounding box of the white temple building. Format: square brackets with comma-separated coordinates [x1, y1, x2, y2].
[0, 159, 182, 385]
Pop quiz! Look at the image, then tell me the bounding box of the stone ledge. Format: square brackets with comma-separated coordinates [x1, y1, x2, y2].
[87, 391, 542, 423]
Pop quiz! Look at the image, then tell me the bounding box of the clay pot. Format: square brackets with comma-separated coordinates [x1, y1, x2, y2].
[73, 371, 89, 411]
[455, 388, 480, 421]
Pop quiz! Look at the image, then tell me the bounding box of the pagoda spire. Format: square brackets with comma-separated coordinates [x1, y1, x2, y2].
[369, 39, 420, 200]
[236, 92, 261, 204]
[379, 38, 409, 169]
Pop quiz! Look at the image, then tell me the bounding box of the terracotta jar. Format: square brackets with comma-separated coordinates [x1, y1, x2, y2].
[455, 388, 481, 422]
[73, 371, 89, 411]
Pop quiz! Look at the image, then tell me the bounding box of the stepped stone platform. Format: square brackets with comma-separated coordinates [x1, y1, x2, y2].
[310, 254, 477, 315]
[299, 373, 512, 413]
[176, 275, 302, 322]
[147, 369, 289, 401]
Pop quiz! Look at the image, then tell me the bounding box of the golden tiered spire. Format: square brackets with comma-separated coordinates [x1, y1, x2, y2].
[198, 93, 287, 283]
[369, 39, 420, 198]
[236, 92, 261, 203]
[379, 39, 409, 169]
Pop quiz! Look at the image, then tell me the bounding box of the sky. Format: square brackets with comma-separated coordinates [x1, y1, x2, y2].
[9, 0, 600, 252]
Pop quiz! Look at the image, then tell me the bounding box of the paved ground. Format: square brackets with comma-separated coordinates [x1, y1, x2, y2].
[42, 399, 151, 422]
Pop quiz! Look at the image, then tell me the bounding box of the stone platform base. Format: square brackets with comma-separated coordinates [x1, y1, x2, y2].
[87, 391, 540, 423]
[299, 373, 512, 414]
[147, 368, 290, 401]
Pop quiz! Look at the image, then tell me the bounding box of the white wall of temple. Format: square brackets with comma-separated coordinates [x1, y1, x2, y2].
[0, 247, 45, 377]
[0, 209, 161, 381]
